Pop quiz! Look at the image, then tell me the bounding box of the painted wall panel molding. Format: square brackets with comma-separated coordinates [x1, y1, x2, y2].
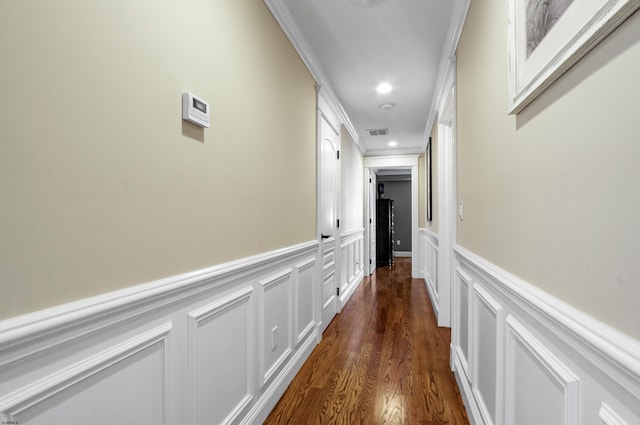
[0, 322, 172, 424]
[451, 246, 640, 425]
[0, 241, 318, 369]
[505, 315, 580, 425]
[599, 403, 631, 425]
[471, 284, 504, 425]
[188, 287, 254, 425]
[0, 241, 320, 425]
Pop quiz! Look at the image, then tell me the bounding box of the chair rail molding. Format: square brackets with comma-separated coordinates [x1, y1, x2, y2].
[0, 240, 320, 425]
[452, 245, 640, 425]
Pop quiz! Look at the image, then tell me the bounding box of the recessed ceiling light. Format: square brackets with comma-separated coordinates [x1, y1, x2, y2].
[376, 83, 392, 94]
[388, 141, 398, 147]
[349, 0, 387, 7]
[380, 103, 395, 110]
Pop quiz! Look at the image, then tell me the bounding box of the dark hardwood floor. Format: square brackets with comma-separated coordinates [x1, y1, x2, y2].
[264, 258, 470, 425]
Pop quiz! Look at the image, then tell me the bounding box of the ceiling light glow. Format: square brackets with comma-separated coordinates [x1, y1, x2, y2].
[376, 83, 392, 94]
[349, 0, 388, 6]
[388, 141, 398, 147]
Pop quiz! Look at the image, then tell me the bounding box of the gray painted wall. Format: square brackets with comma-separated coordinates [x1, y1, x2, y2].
[378, 177, 411, 252]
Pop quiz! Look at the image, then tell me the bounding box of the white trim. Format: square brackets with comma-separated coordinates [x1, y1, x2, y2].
[294, 257, 316, 346]
[0, 322, 172, 423]
[337, 229, 365, 308]
[259, 269, 293, 388]
[259, 268, 293, 291]
[506, 0, 640, 114]
[393, 251, 412, 257]
[365, 147, 424, 156]
[411, 164, 419, 278]
[419, 229, 439, 317]
[599, 403, 630, 425]
[263, 0, 364, 154]
[340, 227, 365, 239]
[187, 287, 254, 425]
[239, 327, 318, 425]
[455, 245, 640, 400]
[454, 246, 640, 425]
[0, 241, 321, 425]
[424, 0, 471, 144]
[0, 240, 318, 369]
[363, 154, 419, 169]
[435, 69, 457, 327]
[470, 284, 504, 425]
[505, 315, 580, 425]
[365, 169, 377, 276]
[454, 353, 483, 425]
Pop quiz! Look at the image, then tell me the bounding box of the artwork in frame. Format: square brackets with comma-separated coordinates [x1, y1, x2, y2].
[426, 137, 432, 223]
[507, 0, 640, 114]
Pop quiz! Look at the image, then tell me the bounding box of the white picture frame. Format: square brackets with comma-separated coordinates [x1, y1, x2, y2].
[507, 0, 640, 114]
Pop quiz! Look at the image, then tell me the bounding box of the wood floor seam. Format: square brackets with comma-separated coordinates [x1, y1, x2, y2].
[264, 258, 469, 425]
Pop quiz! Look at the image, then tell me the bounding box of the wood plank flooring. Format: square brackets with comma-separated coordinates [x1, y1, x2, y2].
[264, 258, 470, 425]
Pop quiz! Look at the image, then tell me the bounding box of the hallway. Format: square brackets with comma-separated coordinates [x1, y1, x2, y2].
[264, 258, 469, 424]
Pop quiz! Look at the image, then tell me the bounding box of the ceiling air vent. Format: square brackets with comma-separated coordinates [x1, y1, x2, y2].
[367, 129, 389, 136]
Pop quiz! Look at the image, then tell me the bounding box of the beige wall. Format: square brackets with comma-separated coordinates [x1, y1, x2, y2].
[457, 3, 640, 339]
[0, 0, 317, 319]
[420, 121, 439, 233]
[340, 128, 364, 231]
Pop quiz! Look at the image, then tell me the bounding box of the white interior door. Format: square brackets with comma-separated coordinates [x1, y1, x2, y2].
[368, 170, 376, 275]
[319, 114, 339, 333]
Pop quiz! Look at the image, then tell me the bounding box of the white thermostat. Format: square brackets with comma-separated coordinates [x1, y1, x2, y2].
[182, 92, 210, 128]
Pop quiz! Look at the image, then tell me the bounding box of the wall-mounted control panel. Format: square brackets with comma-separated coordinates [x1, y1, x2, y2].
[182, 92, 210, 128]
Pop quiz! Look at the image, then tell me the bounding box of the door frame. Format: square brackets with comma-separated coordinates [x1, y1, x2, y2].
[364, 169, 376, 275]
[316, 88, 342, 336]
[436, 58, 457, 328]
[363, 155, 420, 278]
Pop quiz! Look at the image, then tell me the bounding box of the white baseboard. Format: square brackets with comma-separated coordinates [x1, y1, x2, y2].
[393, 250, 412, 257]
[451, 245, 640, 425]
[0, 241, 320, 425]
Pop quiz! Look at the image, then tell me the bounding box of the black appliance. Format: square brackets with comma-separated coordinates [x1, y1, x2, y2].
[376, 199, 395, 267]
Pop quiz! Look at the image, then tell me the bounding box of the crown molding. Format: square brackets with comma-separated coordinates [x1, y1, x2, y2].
[423, 0, 471, 149]
[264, 0, 366, 154]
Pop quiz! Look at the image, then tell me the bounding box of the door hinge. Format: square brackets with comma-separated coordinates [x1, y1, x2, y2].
[336, 219, 340, 228]
[336, 287, 340, 296]
[369, 178, 372, 183]
[369, 218, 372, 224]
[337, 151, 340, 160]
[369, 259, 372, 265]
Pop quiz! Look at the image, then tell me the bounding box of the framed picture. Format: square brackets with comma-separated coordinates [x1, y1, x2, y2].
[507, 0, 640, 114]
[426, 137, 433, 223]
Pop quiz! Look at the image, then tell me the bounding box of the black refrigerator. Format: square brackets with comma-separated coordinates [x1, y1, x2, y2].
[376, 199, 395, 267]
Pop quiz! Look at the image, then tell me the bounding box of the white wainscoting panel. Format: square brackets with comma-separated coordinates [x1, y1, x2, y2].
[454, 266, 471, 380]
[0, 241, 320, 425]
[294, 257, 316, 345]
[320, 242, 337, 334]
[450, 245, 640, 425]
[259, 269, 293, 388]
[418, 229, 439, 316]
[471, 284, 504, 425]
[599, 403, 631, 425]
[505, 315, 580, 425]
[188, 288, 253, 425]
[337, 228, 365, 308]
[0, 323, 171, 425]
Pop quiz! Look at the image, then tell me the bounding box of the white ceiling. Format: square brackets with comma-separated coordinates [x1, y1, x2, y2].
[273, 0, 462, 156]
